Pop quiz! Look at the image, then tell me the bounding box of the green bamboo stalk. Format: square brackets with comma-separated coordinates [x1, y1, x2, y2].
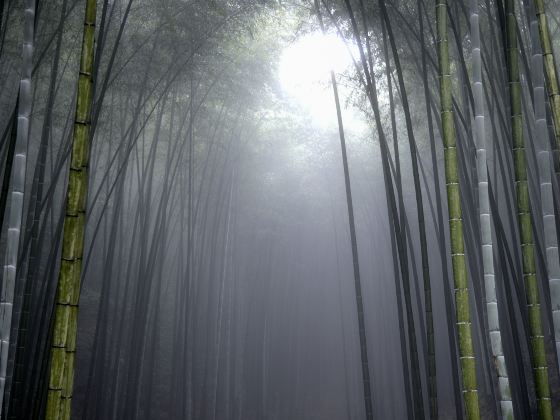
[436, 1, 480, 419]
[45, 0, 97, 418]
[534, 0, 560, 172]
[505, 1, 552, 418]
[529, 5, 560, 380]
[534, 0, 560, 370]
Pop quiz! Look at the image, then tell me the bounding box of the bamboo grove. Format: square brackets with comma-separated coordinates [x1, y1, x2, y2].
[0, 0, 560, 418]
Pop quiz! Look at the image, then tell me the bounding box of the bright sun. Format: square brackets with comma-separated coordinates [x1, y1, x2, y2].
[279, 31, 354, 127]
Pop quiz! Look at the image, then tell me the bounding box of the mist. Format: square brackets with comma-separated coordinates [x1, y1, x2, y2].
[1, 0, 560, 419]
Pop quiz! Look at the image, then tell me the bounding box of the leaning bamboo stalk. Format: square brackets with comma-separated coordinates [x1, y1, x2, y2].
[8, 2, 70, 416]
[529, 16, 560, 372]
[379, 2, 437, 416]
[315, 2, 374, 418]
[436, 1, 481, 418]
[505, 0, 553, 418]
[469, 1, 513, 418]
[533, 0, 560, 367]
[534, 0, 560, 174]
[45, 0, 97, 418]
[0, 0, 36, 413]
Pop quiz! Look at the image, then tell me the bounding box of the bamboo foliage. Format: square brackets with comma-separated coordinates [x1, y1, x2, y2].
[469, 1, 513, 418]
[436, 1, 481, 418]
[0, 0, 36, 413]
[45, 0, 97, 418]
[504, 1, 552, 418]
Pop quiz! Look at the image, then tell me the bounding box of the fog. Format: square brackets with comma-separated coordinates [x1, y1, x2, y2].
[1, 0, 560, 419]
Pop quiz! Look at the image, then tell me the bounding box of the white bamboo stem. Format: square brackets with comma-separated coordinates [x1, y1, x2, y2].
[470, 1, 513, 418]
[0, 0, 36, 413]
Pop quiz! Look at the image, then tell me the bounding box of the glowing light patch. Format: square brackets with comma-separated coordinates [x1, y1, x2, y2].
[279, 32, 354, 127]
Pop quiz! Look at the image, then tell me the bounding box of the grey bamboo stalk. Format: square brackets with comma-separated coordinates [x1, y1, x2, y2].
[534, 0, 560, 169]
[505, 1, 552, 418]
[469, 1, 513, 418]
[314, 2, 373, 418]
[0, 0, 36, 413]
[436, 1, 481, 418]
[45, 0, 97, 418]
[377, 2, 435, 416]
[530, 17, 560, 370]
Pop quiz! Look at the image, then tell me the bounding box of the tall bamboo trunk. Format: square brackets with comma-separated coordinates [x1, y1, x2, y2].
[504, 0, 553, 418]
[534, 0, 560, 176]
[436, 1, 481, 418]
[314, 3, 373, 418]
[377, 15, 424, 420]
[379, 2, 438, 416]
[533, 0, 560, 369]
[0, 0, 36, 413]
[531, 5, 560, 372]
[469, 0, 514, 418]
[45, 0, 97, 418]
[413, 1, 466, 415]
[9, 1, 69, 416]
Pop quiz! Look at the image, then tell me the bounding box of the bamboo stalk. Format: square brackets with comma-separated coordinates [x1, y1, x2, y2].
[505, 0, 552, 418]
[45, 0, 97, 418]
[436, 1, 481, 418]
[469, 0, 513, 418]
[533, 0, 560, 369]
[0, 0, 36, 414]
[315, 2, 374, 418]
[534, 0, 560, 176]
